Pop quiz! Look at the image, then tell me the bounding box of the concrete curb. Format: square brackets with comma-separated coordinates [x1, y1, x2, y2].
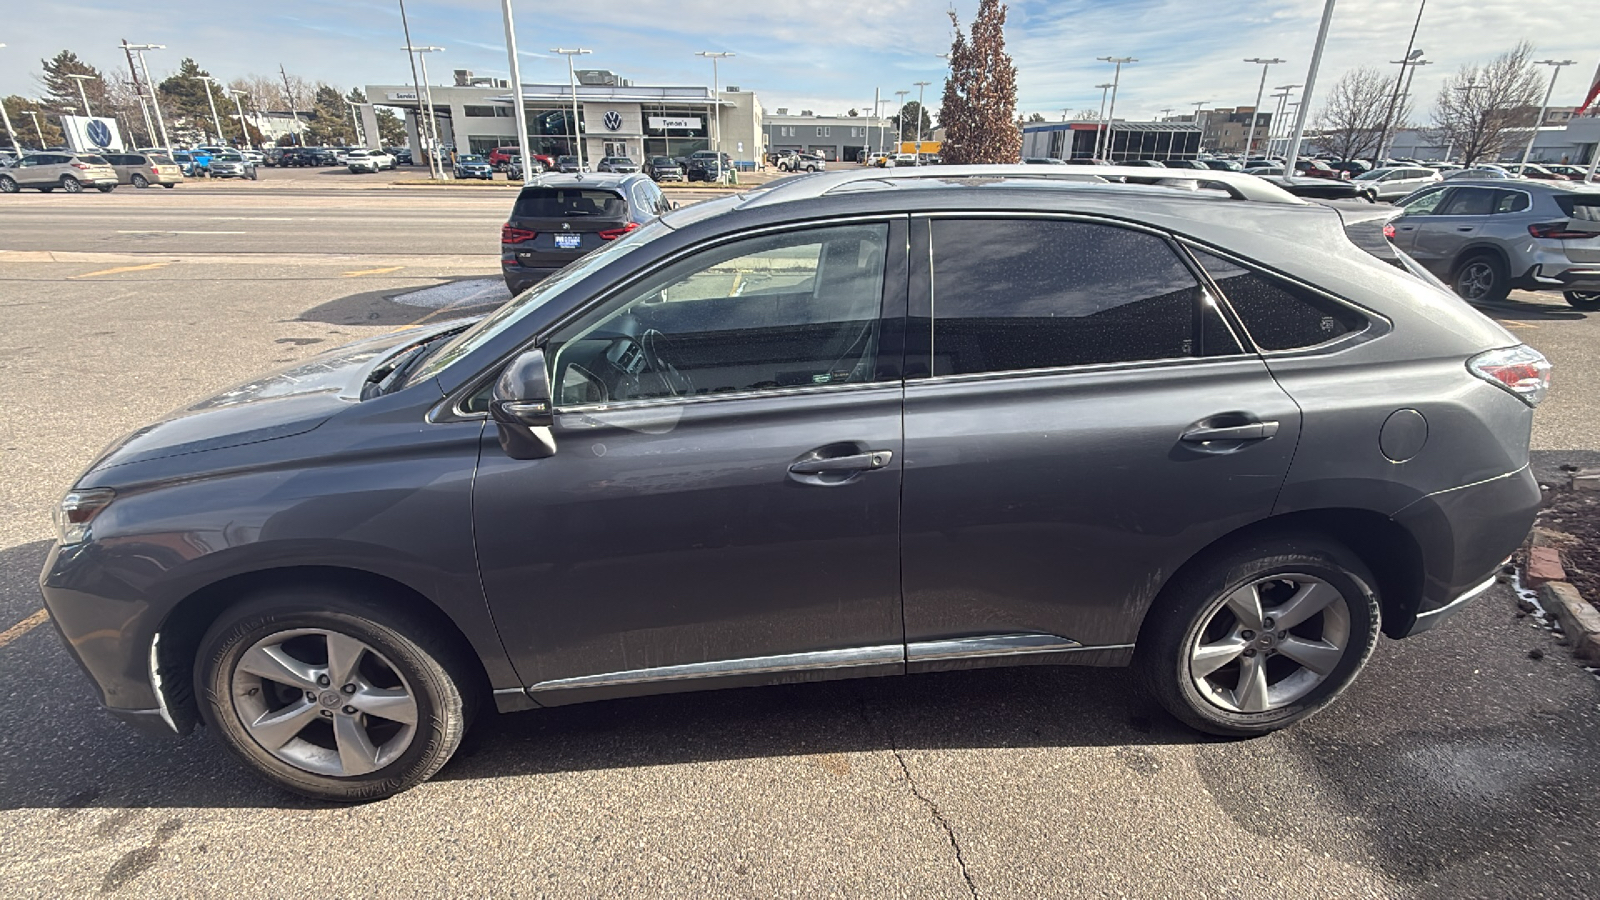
[1539, 582, 1600, 664]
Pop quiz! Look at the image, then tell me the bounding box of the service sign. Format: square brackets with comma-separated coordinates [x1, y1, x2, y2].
[387, 91, 419, 102]
[649, 117, 702, 131]
[61, 116, 124, 153]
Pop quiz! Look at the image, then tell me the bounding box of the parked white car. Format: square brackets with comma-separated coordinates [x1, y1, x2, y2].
[346, 150, 396, 173]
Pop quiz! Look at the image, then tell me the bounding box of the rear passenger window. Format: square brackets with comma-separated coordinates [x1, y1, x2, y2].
[924, 219, 1232, 376]
[1190, 249, 1367, 351]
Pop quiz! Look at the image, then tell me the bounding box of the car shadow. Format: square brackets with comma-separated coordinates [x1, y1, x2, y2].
[1475, 294, 1586, 321]
[296, 276, 507, 328]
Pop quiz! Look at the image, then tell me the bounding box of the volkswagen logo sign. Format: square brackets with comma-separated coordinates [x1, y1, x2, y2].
[86, 119, 113, 148]
[603, 110, 623, 132]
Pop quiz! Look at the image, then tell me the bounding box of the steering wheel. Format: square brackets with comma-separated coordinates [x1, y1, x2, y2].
[640, 329, 695, 397]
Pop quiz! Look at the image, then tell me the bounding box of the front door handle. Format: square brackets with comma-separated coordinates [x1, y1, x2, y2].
[788, 450, 893, 475]
[1181, 421, 1280, 443]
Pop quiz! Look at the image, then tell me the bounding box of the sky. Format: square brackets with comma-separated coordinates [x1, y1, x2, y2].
[2, 0, 1594, 125]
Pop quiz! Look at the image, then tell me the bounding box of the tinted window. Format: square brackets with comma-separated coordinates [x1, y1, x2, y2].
[1555, 195, 1600, 221]
[1493, 190, 1530, 214]
[148, 154, 173, 165]
[925, 219, 1216, 376]
[548, 224, 889, 405]
[1438, 187, 1496, 217]
[1191, 249, 1367, 351]
[1398, 187, 1446, 215]
[512, 188, 628, 219]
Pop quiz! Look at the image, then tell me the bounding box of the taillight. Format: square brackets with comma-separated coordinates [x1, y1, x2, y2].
[1468, 345, 1552, 407]
[501, 224, 537, 244]
[150, 167, 160, 175]
[599, 222, 640, 241]
[70, 162, 90, 170]
[1382, 223, 1396, 240]
[1529, 222, 1597, 240]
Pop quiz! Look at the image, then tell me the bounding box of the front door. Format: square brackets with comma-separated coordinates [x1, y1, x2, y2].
[474, 219, 910, 703]
[899, 216, 1302, 668]
[1410, 186, 1496, 274]
[1389, 185, 1450, 255]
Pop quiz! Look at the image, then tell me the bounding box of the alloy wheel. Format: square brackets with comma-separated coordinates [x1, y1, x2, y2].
[1455, 261, 1496, 301]
[1188, 574, 1352, 714]
[61, 176, 82, 193]
[230, 628, 419, 777]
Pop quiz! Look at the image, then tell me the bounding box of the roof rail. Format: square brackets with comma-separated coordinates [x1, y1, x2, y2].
[740, 164, 1310, 208]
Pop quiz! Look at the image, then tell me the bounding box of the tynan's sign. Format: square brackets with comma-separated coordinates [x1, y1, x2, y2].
[648, 117, 702, 131]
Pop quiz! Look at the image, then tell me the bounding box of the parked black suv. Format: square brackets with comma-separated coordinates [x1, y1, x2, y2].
[40, 165, 1546, 801]
[499, 172, 671, 293]
[686, 151, 734, 182]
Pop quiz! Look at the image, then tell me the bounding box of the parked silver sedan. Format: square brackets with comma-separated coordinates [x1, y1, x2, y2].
[1352, 166, 1441, 202]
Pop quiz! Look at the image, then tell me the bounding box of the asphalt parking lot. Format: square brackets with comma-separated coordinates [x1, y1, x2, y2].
[2, 179, 1599, 898]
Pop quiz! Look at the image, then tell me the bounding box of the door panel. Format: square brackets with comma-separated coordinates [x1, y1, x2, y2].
[1412, 187, 1495, 271]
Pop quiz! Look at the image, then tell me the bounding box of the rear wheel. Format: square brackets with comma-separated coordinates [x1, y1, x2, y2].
[61, 176, 83, 193]
[195, 586, 476, 802]
[131, 174, 150, 188]
[164, 183, 177, 189]
[1452, 253, 1510, 304]
[1564, 291, 1600, 311]
[1137, 535, 1381, 736]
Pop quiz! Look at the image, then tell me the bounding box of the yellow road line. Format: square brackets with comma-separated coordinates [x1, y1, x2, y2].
[69, 262, 170, 279]
[0, 609, 50, 650]
[1502, 320, 1538, 329]
[342, 266, 405, 278]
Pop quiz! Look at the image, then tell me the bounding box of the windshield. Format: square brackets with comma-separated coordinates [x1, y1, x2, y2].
[173, 153, 193, 162]
[459, 155, 485, 164]
[650, 157, 673, 166]
[405, 219, 671, 386]
[215, 152, 242, 161]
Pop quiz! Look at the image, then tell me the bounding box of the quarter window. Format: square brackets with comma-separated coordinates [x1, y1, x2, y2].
[923, 219, 1231, 376]
[547, 224, 890, 405]
[1492, 190, 1530, 214]
[1190, 249, 1367, 351]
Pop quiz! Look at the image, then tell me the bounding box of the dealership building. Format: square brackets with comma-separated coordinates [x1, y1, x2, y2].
[1021, 120, 1203, 162]
[364, 69, 762, 164]
[762, 110, 895, 162]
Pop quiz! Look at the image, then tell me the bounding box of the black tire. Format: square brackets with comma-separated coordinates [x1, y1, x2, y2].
[1563, 290, 1600, 311]
[131, 174, 150, 189]
[0, 176, 17, 193]
[164, 183, 177, 188]
[1451, 253, 1510, 304]
[1136, 534, 1381, 737]
[61, 176, 83, 193]
[98, 185, 116, 193]
[40, 186, 54, 192]
[195, 586, 477, 802]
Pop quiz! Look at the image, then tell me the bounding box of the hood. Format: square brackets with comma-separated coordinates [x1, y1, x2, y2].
[83, 321, 470, 477]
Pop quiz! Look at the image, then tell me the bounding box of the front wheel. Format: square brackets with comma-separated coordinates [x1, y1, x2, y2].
[1564, 290, 1600, 311]
[0, 176, 17, 193]
[61, 176, 83, 193]
[1136, 535, 1381, 736]
[196, 587, 476, 802]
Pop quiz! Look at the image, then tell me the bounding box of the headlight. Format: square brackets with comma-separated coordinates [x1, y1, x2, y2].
[53, 488, 116, 545]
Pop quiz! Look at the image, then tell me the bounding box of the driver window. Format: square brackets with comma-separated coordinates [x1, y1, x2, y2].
[546, 222, 889, 407]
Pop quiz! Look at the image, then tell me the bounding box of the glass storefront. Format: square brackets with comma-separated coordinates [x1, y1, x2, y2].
[524, 105, 585, 157]
[641, 104, 709, 159]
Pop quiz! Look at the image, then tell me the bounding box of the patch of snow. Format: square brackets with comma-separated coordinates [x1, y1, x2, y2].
[391, 278, 510, 309]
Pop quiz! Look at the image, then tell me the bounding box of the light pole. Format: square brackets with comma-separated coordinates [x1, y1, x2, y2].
[346, 99, 364, 146]
[404, 46, 447, 175]
[1241, 58, 1284, 159]
[198, 75, 227, 143]
[1093, 82, 1114, 159]
[1382, 56, 1430, 159]
[913, 80, 931, 160]
[1097, 57, 1135, 162]
[1191, 99, 1211, 151]
[552, 48, 592, 170]
[0, 45, 20, 158]
[126, 43, 171, 150]
[499, 0, 533, 185]
[894, 89, 909, 153]
[697, 51, 734, 179]
[1269, 85, 1301, 156]
[119, 43, 157, 148]
[25, 109, 43, 147]
[1374, 0, 1427, 164]
[226, 88, 252, 148]
[65, 73, 97, 117]
[1281, 0, 1337, 176]
[395, 0, 435, 176]
[1519, 59, 1578, 169]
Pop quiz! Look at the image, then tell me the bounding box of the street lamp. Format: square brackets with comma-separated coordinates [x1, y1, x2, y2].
[1519, 59, 1579, 169]
[395, 0, 438, 177]
[65, 73, 97, 117]
[24, 109, 44, 147]
[1381, 57, 1431, 158]
[1281, 0, 1338, 177]
[1097, 56, 1136, 162]
[894, 89, 909, 152]
[0, 45, 21, 158]
[913, 80, 931, 159]
[1269, 84, 1301, 156]
[1241, 58, 1285, 159]
[403, 45, 447, 176]
[198, 75, 227, 143]
[1374, 0, 1427, 165]
[125, 43, 171, 150]
[551, 48, 592, 170]
[1093, 83, 1114, 160]
[1190, 99, 1211, 150]
[499, 0, 533, 185]
[226, 88, 252, 148]
[697, 51, 734, 179]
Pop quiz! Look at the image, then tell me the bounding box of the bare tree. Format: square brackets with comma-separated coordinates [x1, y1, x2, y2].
[1313, 67, 1404, 160]
[1074, 108, 1101, 120]
[1428, 41, 1543, 165]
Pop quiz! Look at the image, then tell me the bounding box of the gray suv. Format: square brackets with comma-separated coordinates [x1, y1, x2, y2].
[39, 165, 1547, 801]
[1392, 180, 1600, 306]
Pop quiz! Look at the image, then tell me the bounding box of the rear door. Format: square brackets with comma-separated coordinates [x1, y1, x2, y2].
[899, 216, 1302, 665]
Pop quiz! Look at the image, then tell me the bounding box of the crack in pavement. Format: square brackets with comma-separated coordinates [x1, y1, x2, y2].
[889, 745, 979, 900]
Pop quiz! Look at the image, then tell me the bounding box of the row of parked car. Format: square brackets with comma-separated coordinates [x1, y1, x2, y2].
[0, 149, 192, 192]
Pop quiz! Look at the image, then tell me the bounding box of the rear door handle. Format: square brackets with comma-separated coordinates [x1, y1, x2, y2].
[1456, 226, 1475, 232]
[1181, 421, 1279, 442]
[788, 451, 893, 475]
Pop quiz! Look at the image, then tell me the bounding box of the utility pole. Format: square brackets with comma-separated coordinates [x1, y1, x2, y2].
[552, 48, 592, 171]
[1241, 58, 1285, 158]
[1093, 83, 1114, 159]
[1282, 0, 1337, 177]
[395, 0, 436, 177]
[0, 45, 20, 158]
[872, 87, 882, 156]
[198, 75, 226, 144]
[913, 80, 931, 161]
[1374, 0, 1427, 164]
[120, 41, 156, 149]
[697, 51, 734, 179]
[1097, 57, 1136, 162]
[127, 43, 171, 149]
[1519, 60, 1578, 168]
[500, 0, 533, 185]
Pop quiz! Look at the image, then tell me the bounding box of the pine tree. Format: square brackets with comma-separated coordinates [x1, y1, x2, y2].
[39, 51, 110, 116]
[158, 59, 218, 122]
[4, 95, 64, 149]
[375, 107, 407, 147]
[939, 0, 1020, 164]
[305, 84, 356, 145]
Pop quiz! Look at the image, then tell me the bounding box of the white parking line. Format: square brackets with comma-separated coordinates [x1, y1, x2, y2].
[116, 230, 248, 235]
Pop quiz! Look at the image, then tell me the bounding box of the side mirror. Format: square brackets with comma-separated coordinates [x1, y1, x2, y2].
[489, 348, 557, 460]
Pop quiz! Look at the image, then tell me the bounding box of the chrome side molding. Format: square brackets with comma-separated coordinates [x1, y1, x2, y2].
[529, 644, 904, 692]
[906, 633, 1083, 662]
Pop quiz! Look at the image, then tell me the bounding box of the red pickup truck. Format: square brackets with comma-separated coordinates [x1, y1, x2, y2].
[488, 146, 554, 173]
